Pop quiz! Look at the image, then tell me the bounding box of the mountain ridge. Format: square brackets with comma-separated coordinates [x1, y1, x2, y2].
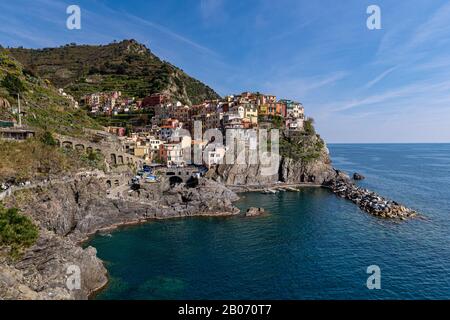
[7, 39, 221, 105]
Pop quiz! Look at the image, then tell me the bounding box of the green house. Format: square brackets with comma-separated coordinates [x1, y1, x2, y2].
[0, 120, 15, 128]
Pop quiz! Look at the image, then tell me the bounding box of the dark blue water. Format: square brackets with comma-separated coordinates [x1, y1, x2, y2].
[89, 144, 450, 299]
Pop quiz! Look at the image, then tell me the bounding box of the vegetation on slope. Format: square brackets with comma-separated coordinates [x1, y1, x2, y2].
[0, 203, 39, 259]
[0, 134, 105, 184]
[8, 40, 221, 104]
[0, 48, 100, 136]
[0, 51, 105, 183]
[280, 119, 327, 163]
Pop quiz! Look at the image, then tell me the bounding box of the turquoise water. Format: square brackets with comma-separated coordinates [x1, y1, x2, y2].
[89, 144, 450, 299]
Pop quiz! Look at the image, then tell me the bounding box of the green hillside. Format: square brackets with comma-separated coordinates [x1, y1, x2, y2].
[0, 49, 105, 183]
[0, 48, 100, 136]
[8, 39, 221, 104]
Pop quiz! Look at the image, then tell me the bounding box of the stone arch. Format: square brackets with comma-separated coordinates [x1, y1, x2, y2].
[75, 144, 85, 152]
[186, 176, 199, 188]
[110, 154, 117, 165]
[62, 141, 73, 149]
[118, 155, 124, 165]
[86, 147, 93, 154]
[169, 176, 183, 186]
[106, 180, 112, 189]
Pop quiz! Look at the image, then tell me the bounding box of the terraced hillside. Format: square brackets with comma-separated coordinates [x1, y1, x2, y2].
[8, 39, 220, 104]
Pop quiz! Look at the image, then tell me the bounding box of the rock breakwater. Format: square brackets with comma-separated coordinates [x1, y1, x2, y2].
[328, 179, 417, 220]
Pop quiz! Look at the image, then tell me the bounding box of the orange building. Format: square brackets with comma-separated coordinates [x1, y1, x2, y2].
[266, 102, 287, 117]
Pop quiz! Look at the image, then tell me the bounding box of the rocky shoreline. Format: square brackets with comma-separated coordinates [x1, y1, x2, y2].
[0, 177, 241, 300]
[327, 178, 418, 220]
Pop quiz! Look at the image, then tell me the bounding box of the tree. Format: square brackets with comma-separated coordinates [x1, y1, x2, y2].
[1, 73, 26, 95]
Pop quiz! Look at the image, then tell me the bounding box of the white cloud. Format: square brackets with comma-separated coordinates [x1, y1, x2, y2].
[364, 66, 398, 89]
[122, 12, 219, 57]
[329, 78, 450, 113]
[262, 71, 348, 100]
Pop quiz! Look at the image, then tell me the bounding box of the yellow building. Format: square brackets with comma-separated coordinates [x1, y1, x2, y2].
[258, 104, 268, 116]
[244, 104, 258, 125]
[134, 146, 150, 159]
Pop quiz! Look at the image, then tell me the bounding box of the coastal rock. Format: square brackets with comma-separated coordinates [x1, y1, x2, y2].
[245, 207, 267, 217]
[207, 163, 278, 186]
[353, 173, 365, 180]
[0, 228, 107, 300]
[207, 152, 338, 187]
[206, 132, 345, 188]
[5, 177, 239, 238]
[279, 156, 337, 185]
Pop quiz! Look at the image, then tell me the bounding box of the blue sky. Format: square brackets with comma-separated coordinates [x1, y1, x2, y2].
[1, 0, 450, 143]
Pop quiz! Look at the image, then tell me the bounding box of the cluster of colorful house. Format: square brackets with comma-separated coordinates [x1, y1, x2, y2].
[81, 91, 307, 168]
[81, 91, 142, 115]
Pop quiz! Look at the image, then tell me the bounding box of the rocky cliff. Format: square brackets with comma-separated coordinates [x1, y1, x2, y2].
[207, 130, 341, 186]
[0, 177, 239, 300]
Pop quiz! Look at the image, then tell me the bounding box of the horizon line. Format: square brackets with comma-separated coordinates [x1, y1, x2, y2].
[327, 142, 450, 144]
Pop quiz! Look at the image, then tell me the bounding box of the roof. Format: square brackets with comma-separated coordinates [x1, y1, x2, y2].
[0, 127, 35, 133]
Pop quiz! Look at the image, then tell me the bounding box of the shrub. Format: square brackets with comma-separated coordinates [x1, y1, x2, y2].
[1, 73, 26, 95]
[40, 131, 57, 146]
[304, 119, 316, 135]
[271, 115, 284, 129]
[0, 204, 39, 258]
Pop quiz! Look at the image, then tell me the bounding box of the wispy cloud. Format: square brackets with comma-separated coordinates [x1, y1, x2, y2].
[122, 12, 220, 57]
[364, 66, 398, 89]
[331, 78, 450, 113]
[376, 2, 450, 65]
[408, 2, 450, 49]
[263, 71, 348, 100]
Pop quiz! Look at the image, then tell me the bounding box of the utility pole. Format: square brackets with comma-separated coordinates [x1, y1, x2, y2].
[17, 93, 22, 127]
